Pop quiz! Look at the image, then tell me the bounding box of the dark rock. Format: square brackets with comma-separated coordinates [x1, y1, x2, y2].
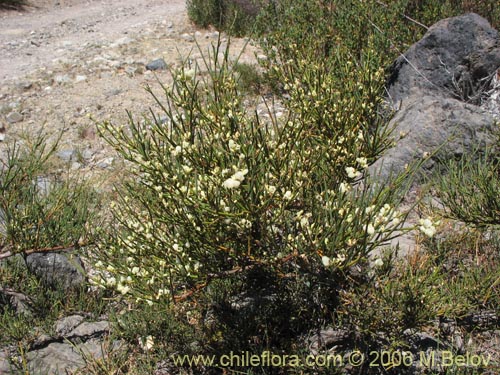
[387, 13, 500, 106]
[0, 124, 5, 142]
[308, 328, 351, 355]
[26, 252, 85, 290]
[459, 310, 498, 329]
[146, 58, 167, 71]
[404, 329, 444, 351]
[370, 95, 496, 181]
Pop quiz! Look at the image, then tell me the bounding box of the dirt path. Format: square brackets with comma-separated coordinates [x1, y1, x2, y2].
[1, 0, 187, 81]
[0, 0, 257, 174]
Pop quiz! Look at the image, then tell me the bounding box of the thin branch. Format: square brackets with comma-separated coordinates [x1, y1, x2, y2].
[0, 243, 87, 261]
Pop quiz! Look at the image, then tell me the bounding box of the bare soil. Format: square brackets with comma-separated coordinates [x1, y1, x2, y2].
[0, 0, 258, 173]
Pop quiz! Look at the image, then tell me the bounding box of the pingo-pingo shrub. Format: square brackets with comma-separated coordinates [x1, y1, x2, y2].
[91, 40, 412, 308]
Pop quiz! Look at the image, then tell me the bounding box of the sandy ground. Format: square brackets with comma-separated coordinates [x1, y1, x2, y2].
[0, 0, 258, 168]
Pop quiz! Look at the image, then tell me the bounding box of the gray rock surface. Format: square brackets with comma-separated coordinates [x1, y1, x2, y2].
[387, 13, 500, 106]
[56, 149, 76, 162]
[55, 315, 85, 336]
[370, 95, 497, 181]
[0, 288, 33, 316]
[27, 338, 105, 375]
[6, 111, 22, 124]
[26, 252, 85, 290]
[0, 316, 115, 375]
[374, 13, 500, 182]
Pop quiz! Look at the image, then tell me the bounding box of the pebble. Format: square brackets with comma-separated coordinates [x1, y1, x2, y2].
[75, 75, 87, 83]
[146, 58, 167, 71]
[82, 149, 94, 160]
[57, 149, 76, 162]
[6, 111, 23, 123]
[110, 36, 135, 48]
[17, 81, 33, 90]
[54, 74, 71, 84]
[181, 33, 194, 42]
[96, 157, 114, 169]
[125, 66, 138, 76]
[104, 88, 122, 97]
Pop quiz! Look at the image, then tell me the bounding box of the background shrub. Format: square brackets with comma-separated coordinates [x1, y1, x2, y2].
[186, 0, 261, 36]
[0, 133, 97, 258]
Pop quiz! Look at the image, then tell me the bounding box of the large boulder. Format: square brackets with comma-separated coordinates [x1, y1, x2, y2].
[370, 95, 497, 181]
[387, 13, 500, 106]
[374, 13, 500, 181]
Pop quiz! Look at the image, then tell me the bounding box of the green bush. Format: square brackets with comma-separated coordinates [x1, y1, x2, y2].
[0, 132, 96, 258]
[187, 0, 261, 36]
[433, 149, 500, 228]
[90, 33, 418, 368]
[0, 0, 26, 9]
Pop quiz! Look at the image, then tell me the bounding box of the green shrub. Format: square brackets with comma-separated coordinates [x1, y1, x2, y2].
[0, 132, 97, 258]
[433, 149, 500, 228]
[187, 0, 261, 36]
[89, 34, 419, 368]
[232, 62, 263, 95]
[0, 0, 26, 9]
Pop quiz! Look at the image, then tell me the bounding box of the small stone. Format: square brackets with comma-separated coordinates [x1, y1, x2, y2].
[146, 58, 167, 71]
[6, 111, 23, 123]
[104, 88, 121, 97]
[75, 75, 87, 83]
[108, 60, 122, 68]
[110, 36, 134, 48]
[57, 149, 76, 162]
[124, 66, 137, 76]
[82, 148, 94, 160]
[181, 33, 194, 42]
[96, 157, 114, 169]
[17, 81, 33, 90]
[54, 74, 71, 84]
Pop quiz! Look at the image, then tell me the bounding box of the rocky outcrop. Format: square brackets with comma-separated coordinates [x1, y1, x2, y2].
[371, 95, 497, 181]
[0, 315, 120, 375]
[373, 13, 500, 181]
[387, 13, 500, 106]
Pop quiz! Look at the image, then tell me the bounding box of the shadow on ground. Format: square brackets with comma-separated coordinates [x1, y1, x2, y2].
[0, 0, 27, 10]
